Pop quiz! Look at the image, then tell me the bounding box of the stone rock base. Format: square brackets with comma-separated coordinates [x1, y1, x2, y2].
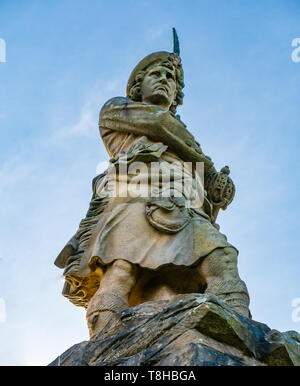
[49, 294, 300, 366]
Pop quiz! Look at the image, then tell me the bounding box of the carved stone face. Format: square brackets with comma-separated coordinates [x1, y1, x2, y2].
[140, 63, 177, 110]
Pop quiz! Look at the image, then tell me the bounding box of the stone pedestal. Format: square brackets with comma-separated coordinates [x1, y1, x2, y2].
[49, 294, 300, 366]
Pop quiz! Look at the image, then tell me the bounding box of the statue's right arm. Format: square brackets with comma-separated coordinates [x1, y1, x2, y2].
[99, 97, 214, 171]
[99, 97, 164, 138]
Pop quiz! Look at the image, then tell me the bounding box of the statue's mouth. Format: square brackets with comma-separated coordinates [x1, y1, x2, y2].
[155, 85, 169, 93]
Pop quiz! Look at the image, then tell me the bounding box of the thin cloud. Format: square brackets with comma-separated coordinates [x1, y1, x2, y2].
[52, 105, 95, 140]
[0, 156, 36, 193]
[47, 78, 124, 147]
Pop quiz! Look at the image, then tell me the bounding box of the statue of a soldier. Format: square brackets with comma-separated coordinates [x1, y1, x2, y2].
[55, 31, 250, 339]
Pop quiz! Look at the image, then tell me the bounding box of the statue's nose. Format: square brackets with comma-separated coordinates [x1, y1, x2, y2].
[159, 75, 168, 84]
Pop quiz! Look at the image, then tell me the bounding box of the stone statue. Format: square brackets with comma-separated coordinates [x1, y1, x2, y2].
[54, 30, 250, 339]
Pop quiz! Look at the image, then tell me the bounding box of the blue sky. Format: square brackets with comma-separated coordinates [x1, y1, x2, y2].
[0, 0, 299, 365]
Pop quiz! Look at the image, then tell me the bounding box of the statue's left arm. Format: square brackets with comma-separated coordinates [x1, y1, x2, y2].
[99, 97, 235, 221]
[99, 97, 214, 170]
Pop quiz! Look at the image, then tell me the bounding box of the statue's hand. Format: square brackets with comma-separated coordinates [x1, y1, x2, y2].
[205, 166, 236, 222]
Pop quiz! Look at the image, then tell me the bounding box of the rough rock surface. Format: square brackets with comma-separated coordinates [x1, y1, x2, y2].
[49, 294, 300, 366]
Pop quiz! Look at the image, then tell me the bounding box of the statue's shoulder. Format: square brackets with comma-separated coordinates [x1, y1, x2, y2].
[100, 96, 133, 114]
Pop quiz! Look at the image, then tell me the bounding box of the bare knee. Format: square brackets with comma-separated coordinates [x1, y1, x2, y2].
[101, 259, 137, 293]
[222, 247, 238, 275]
[111, 259, 136, 274]
[198, 247, 239, 283]
[109, 259, 137, 281]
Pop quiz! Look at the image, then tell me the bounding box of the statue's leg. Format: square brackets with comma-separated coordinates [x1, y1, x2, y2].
[86, 259, 137, 339]
[197, 247, 250, 318]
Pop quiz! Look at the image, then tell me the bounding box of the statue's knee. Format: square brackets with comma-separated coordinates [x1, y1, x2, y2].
[200, 247, 239, 281]
[220, 247, 239, 278]
[223, 247, 238, 266]
[110, 259, 137, 284]
[112, 259, 133, 272]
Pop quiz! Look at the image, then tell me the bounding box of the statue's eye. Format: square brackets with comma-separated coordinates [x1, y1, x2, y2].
[166, 72, 175, 80]
[150, 71, 160, 78]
